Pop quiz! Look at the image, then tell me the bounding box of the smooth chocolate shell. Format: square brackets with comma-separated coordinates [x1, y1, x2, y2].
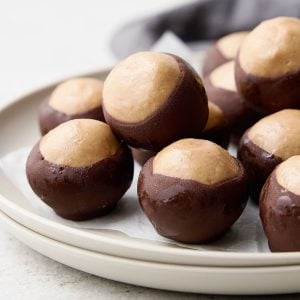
[39, 99, 105, 135]
[199, 128, 230, 149]
[202, 44, 227, 76]
[260, 173, 300, 252]
[238, 132, 282, 202]
[138, 158, 248, 244]
[104, 55, 208, 151]
[235, 59, 300, 114]
[26, 143, 133, 221]
[131, 148, 157, 166]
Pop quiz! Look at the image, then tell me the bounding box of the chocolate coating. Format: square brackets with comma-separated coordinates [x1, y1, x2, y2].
[131, 148, 157, 166]
[238, 132, 282, 202]
[138, 158, 248, 244]
[204, 66, 260, 135]
[197, 101, 229, 149]
[235, 18, 300, 114]
[39, 98, 104, 135]
[260, 170, 300, 252]
[104, 54, 208, 151]
[202, 32, 248, 76]
[202, 45, 227, 76]
[199, 127, 230, 149]
[26, 143, 133, 221]
[200, 128, 230, 149]
[235, 60, 300, 114]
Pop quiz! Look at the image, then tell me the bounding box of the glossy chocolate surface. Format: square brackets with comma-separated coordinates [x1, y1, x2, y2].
[235, 59, 300, 114]
[260, 173, 300, 252]
[104, 54, 208, 151]
[39, 99, 105, 135]
[238, 132, 282, 202]
[138, 158, 248, 244]
[26, 143, 133, 221]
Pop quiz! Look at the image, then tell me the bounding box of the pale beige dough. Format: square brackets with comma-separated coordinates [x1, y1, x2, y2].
[204, 101, 224, 132]
[248, 109, 300, 160]
[217, 31, 248, 59]
[209, 61, 236, 92]
[49, 78, 103, 115]
[239, 17, 300, 77]
[153, 139, 239, 185]
[40, 119, 120, 167]
[276, 155, 300, 196]
[103, 52, 180, 123]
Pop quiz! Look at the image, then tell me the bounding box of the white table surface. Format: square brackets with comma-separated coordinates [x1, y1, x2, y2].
[0, 1, 299, 299]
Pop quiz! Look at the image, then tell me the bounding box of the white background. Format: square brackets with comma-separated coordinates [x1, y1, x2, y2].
[0, 1, 298, 299]
[0, 0, 187, 104]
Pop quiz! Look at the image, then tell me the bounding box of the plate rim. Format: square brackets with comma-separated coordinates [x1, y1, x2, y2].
[1, 208, 300, 295]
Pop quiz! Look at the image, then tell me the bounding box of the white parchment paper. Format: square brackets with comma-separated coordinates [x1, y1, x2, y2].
[0, 33, 269, 252]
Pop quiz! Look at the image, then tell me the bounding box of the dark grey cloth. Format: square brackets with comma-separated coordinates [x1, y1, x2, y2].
[111, 0, 300, 58]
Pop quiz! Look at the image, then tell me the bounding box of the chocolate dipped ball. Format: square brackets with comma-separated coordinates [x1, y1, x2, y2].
[39, 78, 105, 135]
[138, 139, 248, 244]
[238, 109, 300, 202]
[103, 51, 208, 151]
[202, 31, 248, 76]
[200, 101, 229, 149]
[260, 156, 300, 252]
[235, 17, 300, 114]
[204, 61, 260, 141]
[26, 119, 133, 221]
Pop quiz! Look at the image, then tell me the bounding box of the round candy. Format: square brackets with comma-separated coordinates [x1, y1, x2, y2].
[238, 109, 300, 201]
[39, 78, 104, 135]
[200, 101, 229, 148]
[138, 139, 248, 243]
[103, 51, 208, 151]
[27, 119, 133, 220]
[235, 17, 300, 114]
[202, 31, 248, 76]
[204, 61, 259, 141]
[260, 156, 300, 252]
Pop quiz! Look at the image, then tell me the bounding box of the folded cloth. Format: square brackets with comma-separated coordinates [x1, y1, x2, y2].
[111, 0, 300, 58]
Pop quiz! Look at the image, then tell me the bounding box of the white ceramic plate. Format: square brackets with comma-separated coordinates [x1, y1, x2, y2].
[1, 70, 300, 269]
[0, 208, 299, 295]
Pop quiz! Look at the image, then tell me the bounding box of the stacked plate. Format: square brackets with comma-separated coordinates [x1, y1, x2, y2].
[0, 69, 300, 295]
